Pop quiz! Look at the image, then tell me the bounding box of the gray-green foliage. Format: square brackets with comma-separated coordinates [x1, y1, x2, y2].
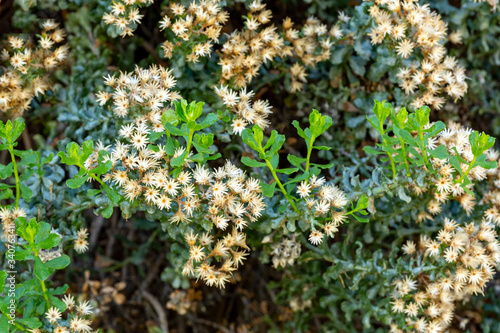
[3, 0, 500, 331]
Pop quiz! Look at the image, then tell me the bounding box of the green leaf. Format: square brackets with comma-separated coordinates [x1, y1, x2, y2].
[38, 234, 61, 250]
[34, 222, 51, 244]
[24, 218, 39, 244]
[391, 107, 408, 129]
[397, 186, 411, 203]
[171, 151, 187, 167]
[17, 317, 41, 329]
[166, 137, 175, 155]
[312, 145, 331, 151]
[252, 125, 264, 145]
[372, 100, 391, 123]
[103, 185, 121, 204]
[34, 257, 53, 281]
[354, 195, 368, 211]
[17, 150, 39, 166]
[0, 163, 13, 180]
[428, 145, 448, 159]
[0, 118, 25, 145]
[266, 132, 286, 158]
[263, 131, 278, 150]
[287, 155, 307, 169]
[0, 189, 13, 200]
[199, 113, 218, 129]
[261, 182, 276, 197]
[66, 175, 89, 189]
[269, 154, 279, 169]
[102, 203, 114, 218]
[415, 105, 431, 127]
[192, 141, 213, 154]
[366, 115, 379, 131]
[0, 310, 8, 332]
[0, 271, 6, 288]
[41, 153, 55, 165]
[284, 171, 310, 185]
[187, 101, 204, 121]
[470, 131, 496, 157]
[174, 100, 188, 122]
[396, 128, 417, 146]
[87, 189, 102, 196]
[44, 255, 70, 270]
[49, 295, 67, 312]
[309, 109, 333, 137]
[89, 151, 113, 175]
[276, 168, 299, 175]
[241, 156, 266, 168]
[310, 162, 334, 170]
[242, 128, 260, 151]
[14, 248, 34, 260]
[164, 123, 189, 136]
[161, 108, 179, 126]
[57, 141, 94, 168]
[353, 215, 369, 223]
[448, 155, 463, 176]
[292, 120, 309, 141]
[475, 157, 497, 169]
[82, 140, 94, 162]
[362, 146, 383, 155]
[424, 121, 446, 138]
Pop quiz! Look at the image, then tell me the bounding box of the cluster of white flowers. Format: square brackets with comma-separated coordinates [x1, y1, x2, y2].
[296, 175, 349, 245]
[42, 295, 97, 333]
[270, 235, 301, 268]
[408, 121, 498, 216]
[214, 85, 272, 133]
[0, 20, 69, 117]
[103, 0, 153, 37]
[96, 64, 181, 120]
[368, 0, 468, 109]
[159, 1, 228, 61]
[392, 217, 500, 333]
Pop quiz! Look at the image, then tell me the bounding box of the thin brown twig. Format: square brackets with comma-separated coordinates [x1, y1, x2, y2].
[142, 290, 169, 333]
[188, 315, 233, 333]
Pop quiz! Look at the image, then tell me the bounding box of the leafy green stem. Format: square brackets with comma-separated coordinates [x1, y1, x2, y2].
[265, 159, 299, 213]
[0, 310, 28, 332]
[8, 144, 20, 209]
[399, 139, 411, 176]
[305, 135, 316, 172]
[185, 129, 194, 154]
[379, 125, 396, 179]
[33, 248, 51, 309]
[418, 129, 430, 168]
[457, 156, 477, 184]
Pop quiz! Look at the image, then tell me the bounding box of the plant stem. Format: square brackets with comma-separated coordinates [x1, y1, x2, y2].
[33, 248, 51, 309]
[387, 153, 397, 179]
[265, 160, 299, 213]
[5, 312, 28, 332]
[90, 173, 105, 186]
[305, 136, 315, 172]
[419, 128, 430, 168]
[0, 309, 28, 331]
[40, 279, 51, 308]
[14, 320, 27, 332]
[185, 129, 194, 154]
[9, 145, 20, 209]
[399, 139, 411, 176]
[457, 156, 477, 183]
[379, 125, 396, 179]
